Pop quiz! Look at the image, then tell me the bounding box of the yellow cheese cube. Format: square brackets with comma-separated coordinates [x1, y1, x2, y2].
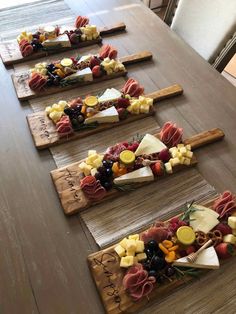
[86, 154, 98, 165]
[92, 158, 102, 169]
[170, 157, 180, 166]
[135, 240, 144, 253]
[119, 238, 128, 249]
[177, 144, 184, 149]
[228, 216, 236, 229]
[90, 168, 97, 176]
[126, 249, 136, 257]
[88, 150, 97, 156]
[179, 156, 185, 164]
[140, 104, 150, 114]
[185, 144, 191, 151]
[120, 256, 134, 268]
[171, 149, 178, 158]
[78, 161, 87, 171]
[165, 162, 173, 174]
[183, 157, 191, 166]
[128, 234, 139, 241]
[114, 245, 126, 257]
[45, 106, 52, 115]
[126, 239, 136, 251]
[223, 234, 236, 245]
[136, 253, 147, 262]
[83, 165, 93, 176]
[180, 147, 187, 155]
[185, 151, 193, 159]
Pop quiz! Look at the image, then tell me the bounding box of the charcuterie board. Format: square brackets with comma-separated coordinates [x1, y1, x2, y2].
[27, 83, 183, 149]
[50, 125, 224, 215]
[87, 192, 236, 314]
[12, 49, 152, 100]
[0, 17, 126, 66]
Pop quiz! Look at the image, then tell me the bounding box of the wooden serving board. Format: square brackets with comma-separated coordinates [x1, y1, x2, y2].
[0, 22, 126, 66]
[50, 128, 224, 216]
[27, 84, 183, 149]
[11, 51, 152, 101]
[87, 198, 216, 314]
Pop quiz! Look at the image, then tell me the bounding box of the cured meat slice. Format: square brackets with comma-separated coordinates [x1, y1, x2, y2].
[80, 175, 107, 201]
[99, 44, 117, 59]
[19, 39, 33, 57]
[121, 78, 144, 97]
[213, 191, 236, 219]
[56, 116, 73, 137]
[160, 121, 183, 148]
[75, 16, 89, 28]
[140, 226, 170, 243]
[28, 73, 47, 91]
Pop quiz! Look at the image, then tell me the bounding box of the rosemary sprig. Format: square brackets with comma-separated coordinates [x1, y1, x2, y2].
[131, 133, 144, 144]
[173, 266, 202, 280]
[180, 200, 203, 223]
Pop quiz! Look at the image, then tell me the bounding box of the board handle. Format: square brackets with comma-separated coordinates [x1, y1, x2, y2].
[99, 22, 126, 35]
[119, 51, 152, 65]
[183, 128, 225, 150]
[146, 84, 183, 102]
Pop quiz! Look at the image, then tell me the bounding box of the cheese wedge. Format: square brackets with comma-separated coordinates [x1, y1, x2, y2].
[84, 106, 119, 124]
[62, 67, 93, 83]
[173, 247, 219, 269]
[114, 166, 154, 186]
[43, 34, 71, 48]
[134, 134, 167, 156]
[190, 204, 219, 234]
[98, 88, 122, 103]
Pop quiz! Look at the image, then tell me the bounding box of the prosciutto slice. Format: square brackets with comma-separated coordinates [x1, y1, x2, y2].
[75, 16, 89, 28]
[140, 226, 170, 243]
[56, 116, 73, 137]
[99, 44, 117, 60]
[80, 176, 107, 201]
[160, 121, 183, 148]
[213, 191, 236, 219]
[121, 78, 144, 97]
[123, 264, 156, 301]
[19, 39, 33, 57]
[28, 72, 47, 91]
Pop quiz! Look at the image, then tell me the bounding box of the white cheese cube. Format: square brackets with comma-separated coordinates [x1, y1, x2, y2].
[88, 150, 97, 156]
[183, 157, 191, 166]
[177, 144, 184, 149]
[120, 256, 134, 268]
[135, 240, 144, 253]
[128, 234, 139, 241]
[185, 151, 193, 159]
[126, 239, 136, 251]
[228, 216, 236, 229]
[90, 168, 97, 176]
[136, 253, 147, 262]
[185, 144, 191, 151]
[126, 249, 136, 257]
[165, 162, 173, 174]
[119, 238, 128, 249]
[223, 234, 236, 245]
[114, 245, 126, 257]
[170, 157, 180, 166]
[180, 147, 187, 155]
[179, 156, 185, 164]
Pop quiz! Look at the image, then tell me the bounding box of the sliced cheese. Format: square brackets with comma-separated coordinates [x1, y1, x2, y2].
[62, 67, 93, 82]
[84, 106, 119, 124]
[42, 34, 71, 48]
[78, 55, 92, 63]
[173, 246, 219, 269]
[114, 166, 154, 186]
[134, 134, 167, 156]
[190, 204, 219, 234]
[98, 88, 122, 103]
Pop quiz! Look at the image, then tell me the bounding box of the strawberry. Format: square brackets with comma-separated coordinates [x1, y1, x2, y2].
[158, 148, 171, 162]
[214, 223, 232, 236]
[92, 65, 102, 78]
[186, 245, 196, 255]
[90, 56, 101, 69]
[117, 108, 128, 120]
[117, 97, 130, 108]
[151, 161, 164, 176]
[69, 33, 80, 44]
[215, 243, 235, 259]
[127, 141, 139, 152]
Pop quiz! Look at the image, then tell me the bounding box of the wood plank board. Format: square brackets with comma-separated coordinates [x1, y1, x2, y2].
[27, 84, 183, 149]
[0, 22, 126, 66]
[50, 128, 225, 215]
[87, 198, 218, 314]
[11, 51, 152, 100]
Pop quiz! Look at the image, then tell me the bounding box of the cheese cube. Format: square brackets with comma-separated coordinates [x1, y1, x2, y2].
[165, 162, 173, 174]
[135, 240, 144, 253]
[119, 237, 128, 249]
[83, 165, 92, 176]
[179, 156, 185, 164]
[88, 150, 97, 156]
[90, 168, 97, 176]
[185, 151, 193, 159]
[126, 249, 136, 257]
[185, 144, 191, 151]
[171, 150, 178, 158]
[133, 256, 138, 264]
[169, 147, 177, 154]
[177, 144, 184, 149]
[128, 234, 139, 241]
[126, 239, 136, 251]
[228, 216, 236, 229]
[180, 147, 187, 155]
[120, 256, 134, 268]
[183, 158, 191, 166]
[136, 253, 147, 262]
[223, 234, 236, 245]
[232, 229, 236, 236]
[114, 245, 126, 257]
[170, 157, 180, 166]
[93, 158, 102, 169]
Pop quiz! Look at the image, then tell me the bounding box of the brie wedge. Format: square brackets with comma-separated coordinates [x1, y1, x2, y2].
[84, 106, 119, 124]
[114, 166, 154, 186]
[135, 134, 167, 156]
[42, 34, 71, 48]
[98, 88, 122, 103]
[62, 67, 93, 82]
[173, 246, 219, 269]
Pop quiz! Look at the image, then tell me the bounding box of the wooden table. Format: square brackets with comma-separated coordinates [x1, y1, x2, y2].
[1, 0, 236, 313]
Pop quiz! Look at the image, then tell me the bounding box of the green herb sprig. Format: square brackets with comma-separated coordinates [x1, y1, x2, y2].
[180, 200, 203, 223]
[174, 266, 202, 281]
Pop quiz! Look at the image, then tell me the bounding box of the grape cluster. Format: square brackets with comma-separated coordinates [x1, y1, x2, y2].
[95, 160, 114, 190]
[142, 240, 175, 282]
[46, 63, 61, 86]
[64, 105, 85, 129]
[30, 32, 43, 51]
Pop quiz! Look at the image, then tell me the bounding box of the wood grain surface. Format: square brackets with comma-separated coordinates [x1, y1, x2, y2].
[27, 84, 183, 149]
[0, 22, 126, 66]
[11, 51, 152, 100]
[50, 128, 224, 215]
[87, 198, 219, 314]
[1, 0, 236, 313]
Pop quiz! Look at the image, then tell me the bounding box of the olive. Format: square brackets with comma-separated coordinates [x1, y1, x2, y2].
[64, 107, 73, 115]
[150, 256, 166, 271]
[102, 181, 113, 191]
[103, 160, 113, 168]
[146, 240, 159, 251]
[77, 114, 85, 124]
[97, 166, 107, 175]
[95, 172, 102, 181]
[148, 269, 158, 279]
[105, 167, 113, 176]
[144, 248, 153, 260]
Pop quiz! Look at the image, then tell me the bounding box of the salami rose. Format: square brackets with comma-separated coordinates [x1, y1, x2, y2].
[19, 39, 33, 57]
[123, 263, 156, 301]
[80, 176, 107, 201]
[213, 191, 236, 219]
[121, 78, 144, 97]
[56, 116, 73, 137]
[160, 121, 183, 148]
[75, 16, 89, 28]
[28, 73, 47, 91]
[99, 44, 118, 60]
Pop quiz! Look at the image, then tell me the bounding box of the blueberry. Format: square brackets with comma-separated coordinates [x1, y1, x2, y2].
[142, 261, 151, 272]
[146, 240, 158, 251]
[64, 107, 73, 115]
[105, 167, 113, 176]
[144, 248, 153, 260]
[102, 160, 113, 168]
[150, 256, 166, 271]
[148, 269, 158, 279]
[165, 266, 175, 277]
